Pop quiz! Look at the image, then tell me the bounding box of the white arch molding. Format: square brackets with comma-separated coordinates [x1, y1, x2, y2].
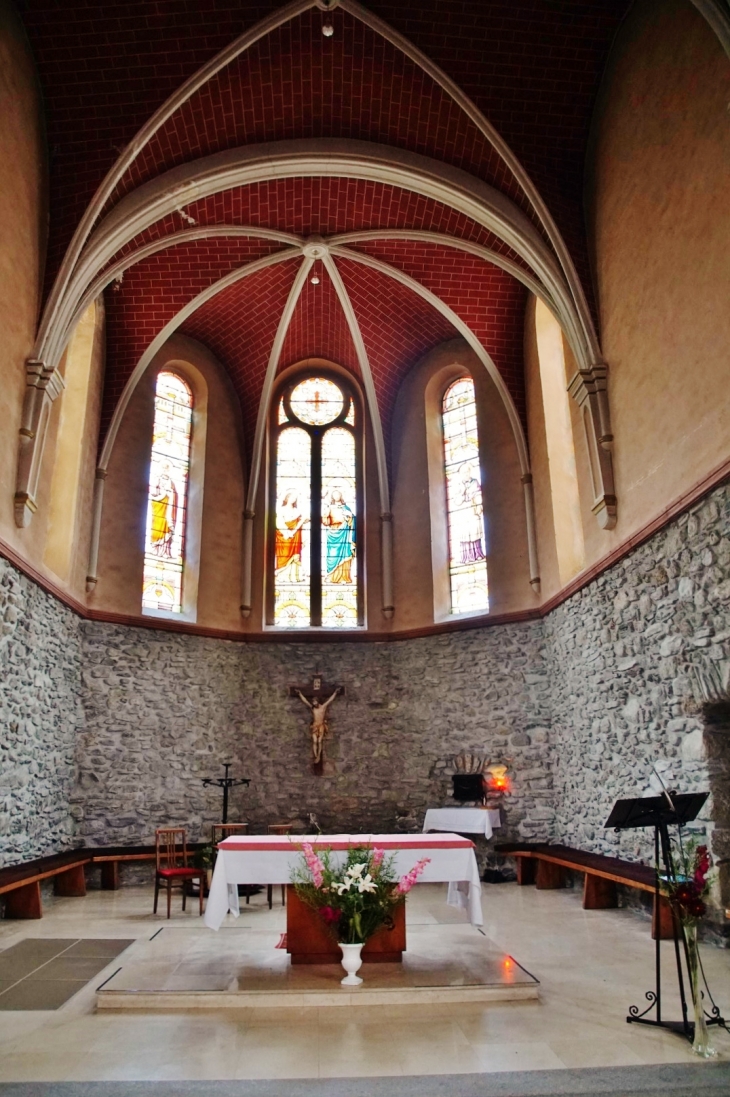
[20, 141, 617, 542]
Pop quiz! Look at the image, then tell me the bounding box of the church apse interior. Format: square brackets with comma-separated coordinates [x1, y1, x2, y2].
[0, 0, 730, 1089]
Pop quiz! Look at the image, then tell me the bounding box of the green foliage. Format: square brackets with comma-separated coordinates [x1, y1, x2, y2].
[291, 845, 404, 945]
[193, 843, 215, 869]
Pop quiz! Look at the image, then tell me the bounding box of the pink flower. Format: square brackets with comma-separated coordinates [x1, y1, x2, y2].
[372, 848, 385, 871]
[302, 842, 325, 888]
[397, 857, 431, 894]
[319, 906, 340, 924]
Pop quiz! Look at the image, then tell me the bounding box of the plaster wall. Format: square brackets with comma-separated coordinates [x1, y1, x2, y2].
[40, 300, 105, 598]
[585, 0, 730, 562]
[0, 1, 48, 568]
[391, 339, 534, 631]
[94, 334, 246, 629]
[524, 300, 562, 600]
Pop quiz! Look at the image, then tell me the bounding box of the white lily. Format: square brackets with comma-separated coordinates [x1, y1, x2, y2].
[346, 863, 366, 878]
[335, 881, 352, 895]
[357, 874, 377, 893]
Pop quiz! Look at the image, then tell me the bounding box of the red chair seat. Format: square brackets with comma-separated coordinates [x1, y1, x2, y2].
[157, 867, 199, 878]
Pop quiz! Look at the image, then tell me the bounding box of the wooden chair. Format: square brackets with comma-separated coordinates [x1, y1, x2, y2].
[267, 823, 295, 909]
[153, 828, 205, 918]
[211, 822, 249, 847]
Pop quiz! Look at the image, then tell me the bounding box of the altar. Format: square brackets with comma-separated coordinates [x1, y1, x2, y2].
[205, 832, 483, 964]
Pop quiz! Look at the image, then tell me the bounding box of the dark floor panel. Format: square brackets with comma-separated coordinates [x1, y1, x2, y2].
[0, 978, 88, 1010]
[0, 939, 76, 963]
[62, 940, 134, 958]
[0, 938, 134, 1010]
[25, 957, 113, 982]
[0, 959, 42, 989]
[0, 940, 78, 989]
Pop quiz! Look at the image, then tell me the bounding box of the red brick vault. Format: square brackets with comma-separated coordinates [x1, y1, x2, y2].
[15, 0, 625, 610]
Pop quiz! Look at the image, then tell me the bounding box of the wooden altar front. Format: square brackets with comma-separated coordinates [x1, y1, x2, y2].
[286, 886, 406, 964]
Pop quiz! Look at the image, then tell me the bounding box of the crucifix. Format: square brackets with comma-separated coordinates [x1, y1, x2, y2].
[289, 673, 344, 774]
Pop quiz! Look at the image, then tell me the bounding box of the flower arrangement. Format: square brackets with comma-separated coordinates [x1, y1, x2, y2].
[663, 839, 717, 1058]
[292, 843, 430, 945]
[666, 840, 712, 925]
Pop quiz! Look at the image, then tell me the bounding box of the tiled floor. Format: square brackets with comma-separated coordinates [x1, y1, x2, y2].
[0, 882, 728, 1080]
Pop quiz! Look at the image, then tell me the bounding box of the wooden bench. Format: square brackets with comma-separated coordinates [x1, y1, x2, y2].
[0, 850, 92, 918]
[0, 843, 205, 918]
[495, 842, 675, 939]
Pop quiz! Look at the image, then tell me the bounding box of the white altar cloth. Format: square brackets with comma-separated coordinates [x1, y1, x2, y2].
[204, 833, 483, 930]
[423, 807, 501, 839]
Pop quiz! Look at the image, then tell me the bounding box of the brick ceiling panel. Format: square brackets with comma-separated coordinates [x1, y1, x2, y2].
[100, 237, 287, 439]
[334, 257, 459, 451]
[114, 8, 518, 212]
[178, 257, 302, 454]
[341, 242, 529, 426]
[19, 0, 631, 305]
[279, 269, 360, 378]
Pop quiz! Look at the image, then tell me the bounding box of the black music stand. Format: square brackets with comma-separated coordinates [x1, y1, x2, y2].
[604, 791, 715, 1041]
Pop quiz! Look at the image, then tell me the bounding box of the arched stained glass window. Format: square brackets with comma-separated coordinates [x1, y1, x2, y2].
[142, 371, 193, 614]
[270, 374, 362, 628]
[442, 377, 489, 614]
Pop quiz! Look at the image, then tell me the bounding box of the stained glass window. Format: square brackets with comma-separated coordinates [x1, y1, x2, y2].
[321, 427, 357, 627]
[274, 427, 311, 627]
[142, 371, 192, 614]
[290, 377, 343, 425]
[271, 375, 362, 628]
[442, 377, 489, 614]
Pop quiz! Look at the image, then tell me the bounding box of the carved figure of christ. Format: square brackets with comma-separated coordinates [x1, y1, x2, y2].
[290, 676, 344, 770]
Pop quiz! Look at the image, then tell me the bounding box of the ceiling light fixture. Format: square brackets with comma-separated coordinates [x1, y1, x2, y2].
[322, 23, 334, 37]
[311, 275, 320, 285]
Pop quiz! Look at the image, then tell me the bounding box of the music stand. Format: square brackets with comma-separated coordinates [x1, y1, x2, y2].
[604, 790, 715, 1042]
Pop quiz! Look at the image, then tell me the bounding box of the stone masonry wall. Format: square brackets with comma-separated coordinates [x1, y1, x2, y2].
[75, 621, 552, 849]
[545, 483, 730, 872]
[0, 557, 83, 866]
[1, 480, 728, 891]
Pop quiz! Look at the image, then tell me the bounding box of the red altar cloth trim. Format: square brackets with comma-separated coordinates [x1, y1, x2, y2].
[218, 835, 475, 852]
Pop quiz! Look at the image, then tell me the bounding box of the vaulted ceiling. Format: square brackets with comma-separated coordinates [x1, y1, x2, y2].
[18, 0, 631, 478]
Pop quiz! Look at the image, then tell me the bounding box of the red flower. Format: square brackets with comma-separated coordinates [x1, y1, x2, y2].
[319, 906, 340, 924]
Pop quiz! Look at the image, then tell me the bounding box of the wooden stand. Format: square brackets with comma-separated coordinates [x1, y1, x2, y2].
[286, 886, 406, 964]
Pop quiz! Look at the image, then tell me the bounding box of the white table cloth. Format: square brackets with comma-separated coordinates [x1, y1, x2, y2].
[204, 832, 483, 930]
[422, 807, 501, 839]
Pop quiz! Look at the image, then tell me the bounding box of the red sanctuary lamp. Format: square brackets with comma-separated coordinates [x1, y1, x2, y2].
[484, 764, 511, 803]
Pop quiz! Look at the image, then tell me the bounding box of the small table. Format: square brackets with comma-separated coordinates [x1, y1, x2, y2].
[422, 807, 501, 839]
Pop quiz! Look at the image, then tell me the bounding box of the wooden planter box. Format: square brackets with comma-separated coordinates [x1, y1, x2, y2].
[286, 885, 406, 964]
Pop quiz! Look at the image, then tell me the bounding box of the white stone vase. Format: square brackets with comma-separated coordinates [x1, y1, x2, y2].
[339, 942, 364, 986]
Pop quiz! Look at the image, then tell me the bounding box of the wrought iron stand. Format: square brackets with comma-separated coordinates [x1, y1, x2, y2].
[605, 792, 727, 1043]
[201, 762, 250, 823]
[628, 819, 693, 1038]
